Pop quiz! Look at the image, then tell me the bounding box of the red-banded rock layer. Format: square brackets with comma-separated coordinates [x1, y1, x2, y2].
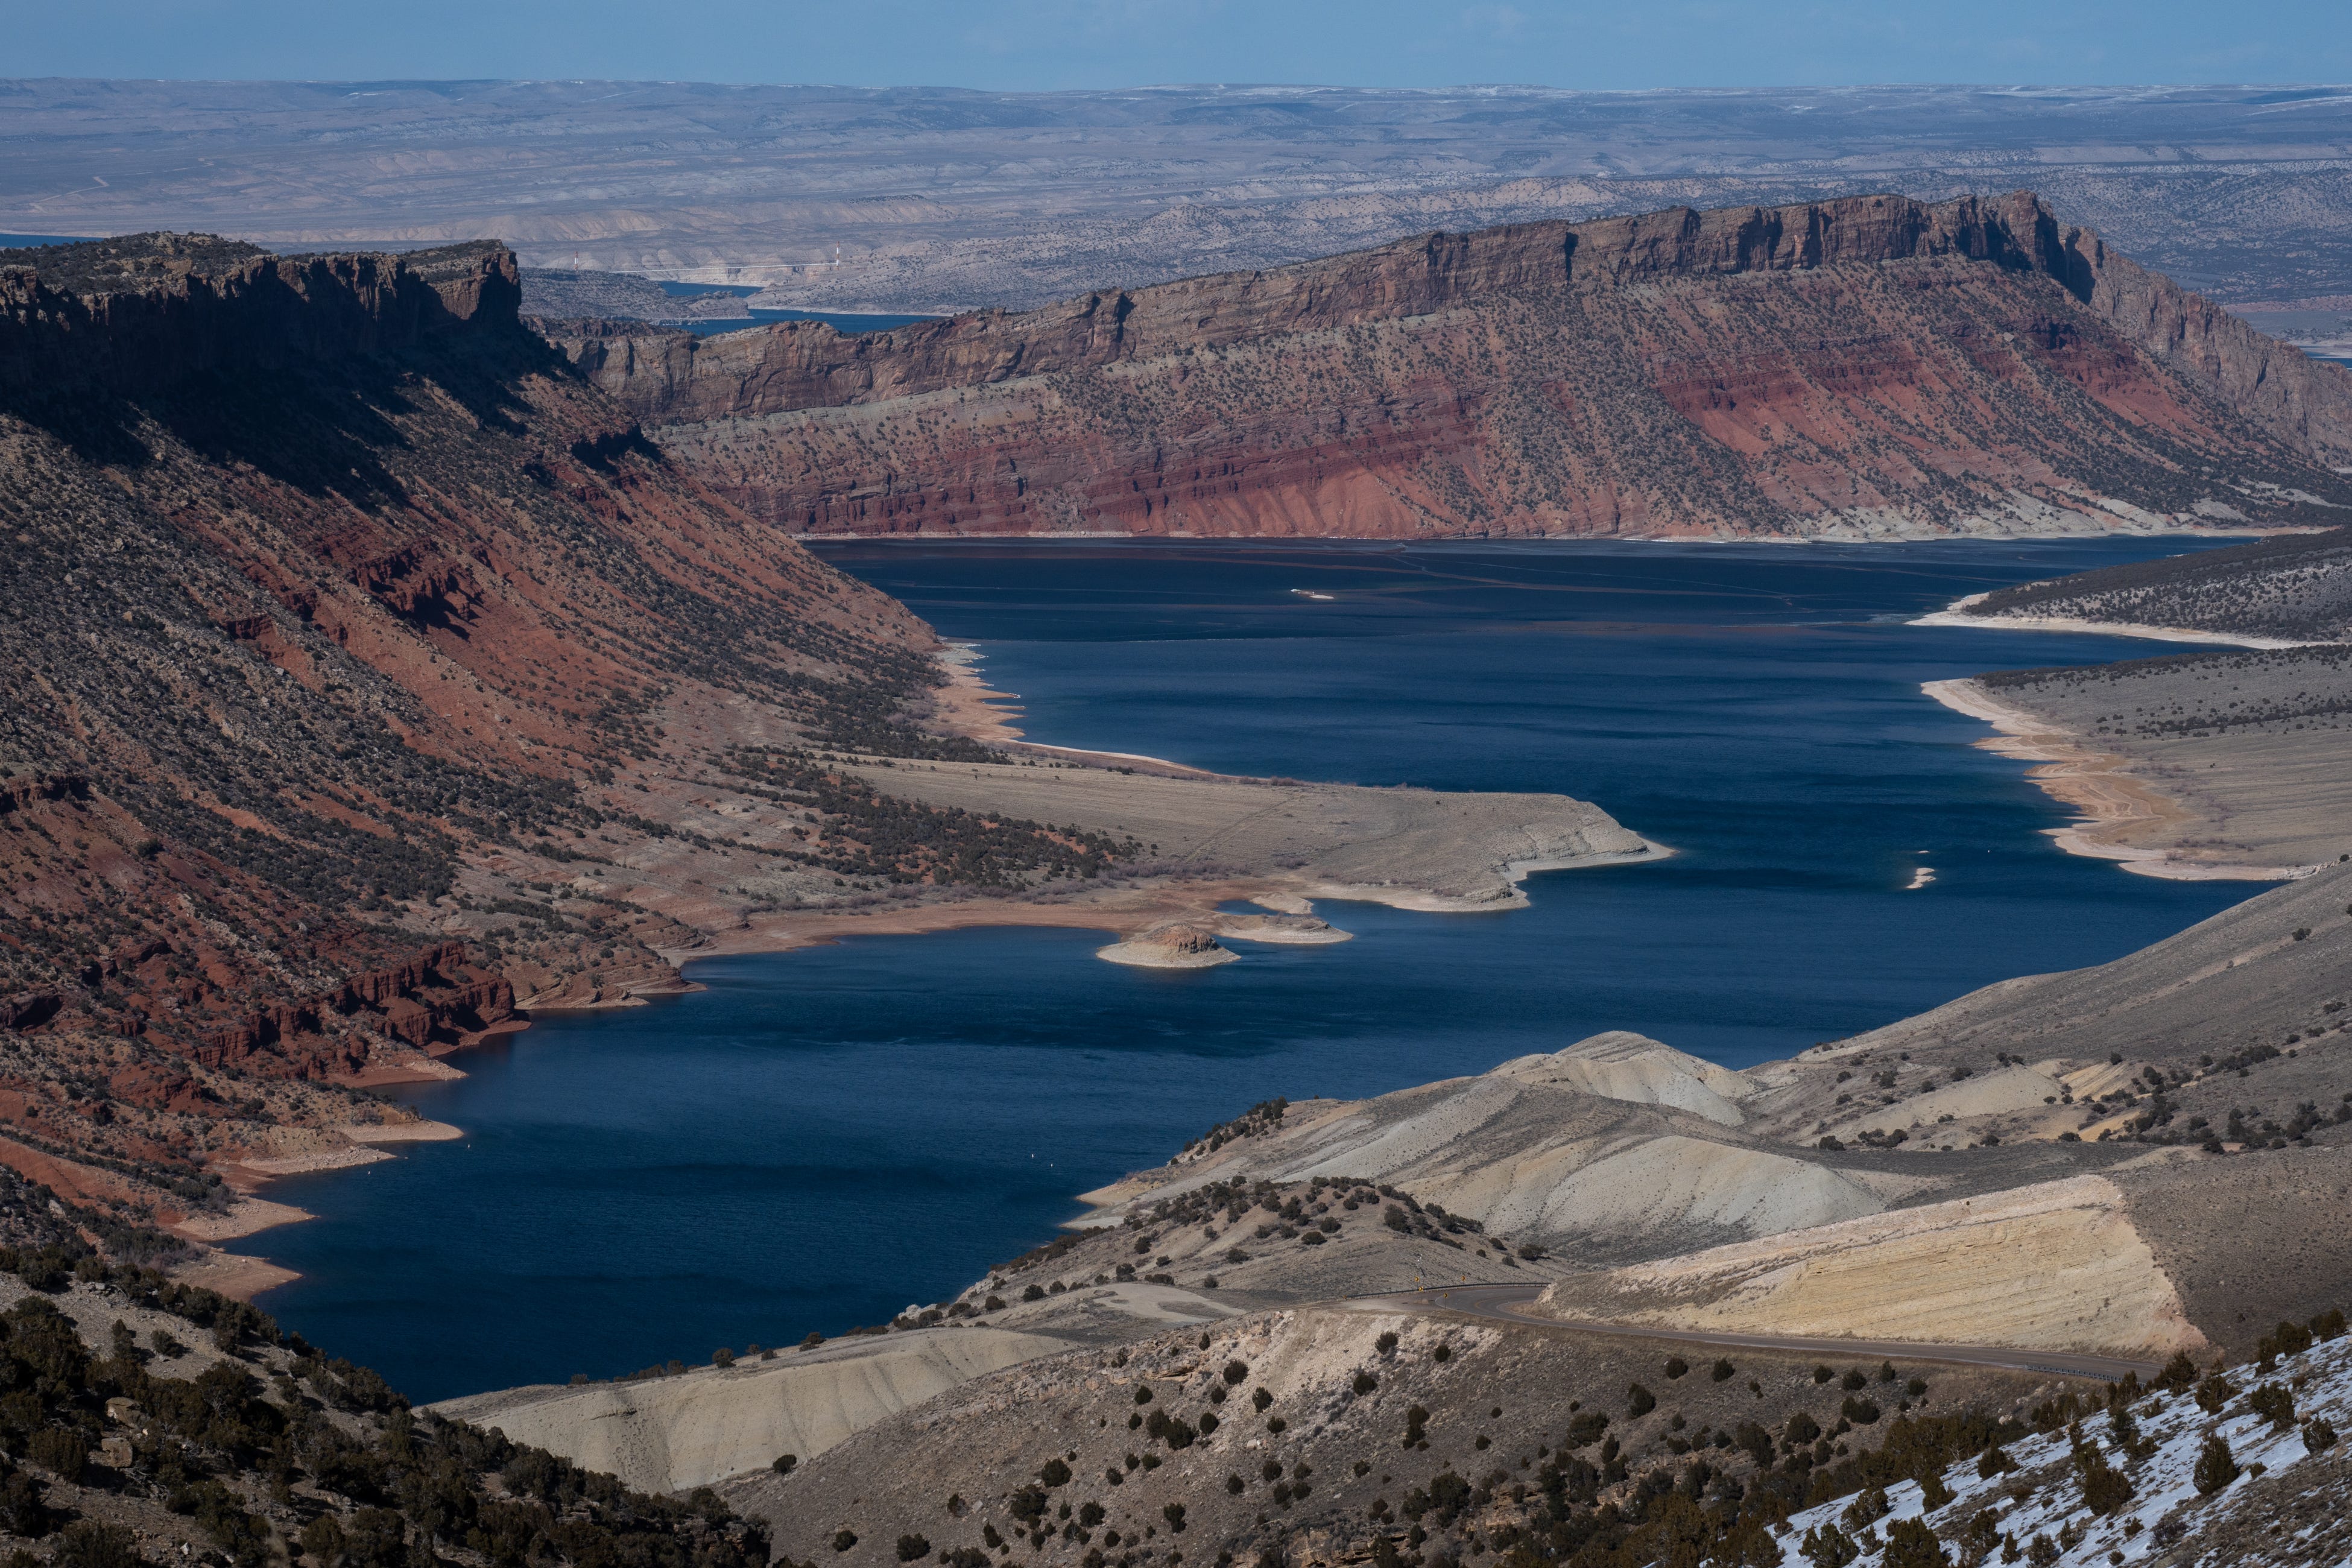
[545, 193, 2352, 538]
[0, 232, 941, 1192]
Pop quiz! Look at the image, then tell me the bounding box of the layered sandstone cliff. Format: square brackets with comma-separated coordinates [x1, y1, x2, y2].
[543, 193, 2352, 539]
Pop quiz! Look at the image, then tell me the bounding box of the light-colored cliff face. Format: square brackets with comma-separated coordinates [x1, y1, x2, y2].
[542, 192, 2352, 540]
[1532, 1175, 2208, 1359]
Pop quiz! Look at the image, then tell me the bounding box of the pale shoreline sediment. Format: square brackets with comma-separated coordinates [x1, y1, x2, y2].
[1921, 677, 2316, 882]
[1911, 592, 2330, 650]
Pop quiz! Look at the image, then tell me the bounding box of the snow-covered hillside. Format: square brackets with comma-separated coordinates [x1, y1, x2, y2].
[1775, 1325, 2350, 1567]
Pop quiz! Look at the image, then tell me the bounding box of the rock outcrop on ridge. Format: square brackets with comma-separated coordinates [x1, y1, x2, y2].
[544, 192, 2352, 540]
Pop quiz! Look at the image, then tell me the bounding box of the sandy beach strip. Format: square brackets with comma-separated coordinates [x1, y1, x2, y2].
[342, 1119, 465, 1145]
[171, 1248, 300, 1303]
[1922, 678, 2315, 881]
[168, 1196, 313, 1244]
[1911, 593, 2331, 650]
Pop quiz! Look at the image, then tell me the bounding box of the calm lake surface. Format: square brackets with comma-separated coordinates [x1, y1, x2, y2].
[233, 537, 2255, 1403]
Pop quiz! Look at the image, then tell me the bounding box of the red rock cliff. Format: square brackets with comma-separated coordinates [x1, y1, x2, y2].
[546, 192, 2352, 539]
[0, 231, 941, 1192]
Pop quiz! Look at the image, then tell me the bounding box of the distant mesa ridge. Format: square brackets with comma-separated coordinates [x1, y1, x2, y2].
[548, 192, 2141, 419]
[536, 191, 2352, 540]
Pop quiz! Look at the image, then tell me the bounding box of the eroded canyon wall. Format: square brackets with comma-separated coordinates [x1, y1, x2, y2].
[0, 232, 940, 1200]
[543, 193, 2352, 539]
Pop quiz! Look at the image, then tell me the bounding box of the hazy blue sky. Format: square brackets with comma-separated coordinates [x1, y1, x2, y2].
[11, 0, 2350, 89]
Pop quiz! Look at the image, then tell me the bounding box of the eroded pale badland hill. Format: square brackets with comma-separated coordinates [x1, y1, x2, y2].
[426, 865, 2352, 1568]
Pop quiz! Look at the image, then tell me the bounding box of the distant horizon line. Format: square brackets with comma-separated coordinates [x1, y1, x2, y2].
[3, 75, 2348, 96]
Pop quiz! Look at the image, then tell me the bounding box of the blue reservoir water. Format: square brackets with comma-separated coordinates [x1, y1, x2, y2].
[232, 538, 2255, 1403]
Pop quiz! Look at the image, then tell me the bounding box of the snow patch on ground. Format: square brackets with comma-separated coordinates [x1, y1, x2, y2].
[1775, 1331, 2352, 1567]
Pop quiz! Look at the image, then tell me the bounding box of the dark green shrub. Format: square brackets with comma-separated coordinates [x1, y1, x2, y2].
[2078, 1453, 2132, 1516]
[51, 1523, 141, 1568]
[27, 1429, 84, 1482]
[2248, 1384, 2296, 1429]
[1799, 1523, 1858, 1568]
[896, 1535, 930, 1561]
[2193, 1434, 2239, 1495]
[1883, 1519, 1947, 1568]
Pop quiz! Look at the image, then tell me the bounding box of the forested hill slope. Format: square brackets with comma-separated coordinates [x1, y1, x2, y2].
[0, 233, 966, 1221]
[544, 191, 2352, 540]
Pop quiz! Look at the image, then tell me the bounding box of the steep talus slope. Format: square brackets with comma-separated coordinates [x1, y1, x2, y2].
[0, 232, 979, 1211]
[546, 192, 2352, 539]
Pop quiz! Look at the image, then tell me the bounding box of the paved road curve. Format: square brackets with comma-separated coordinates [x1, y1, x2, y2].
[1348, 1283, 2163, 1382]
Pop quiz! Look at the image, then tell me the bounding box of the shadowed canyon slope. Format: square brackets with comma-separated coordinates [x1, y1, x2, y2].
[548, 193, 2352, 541]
